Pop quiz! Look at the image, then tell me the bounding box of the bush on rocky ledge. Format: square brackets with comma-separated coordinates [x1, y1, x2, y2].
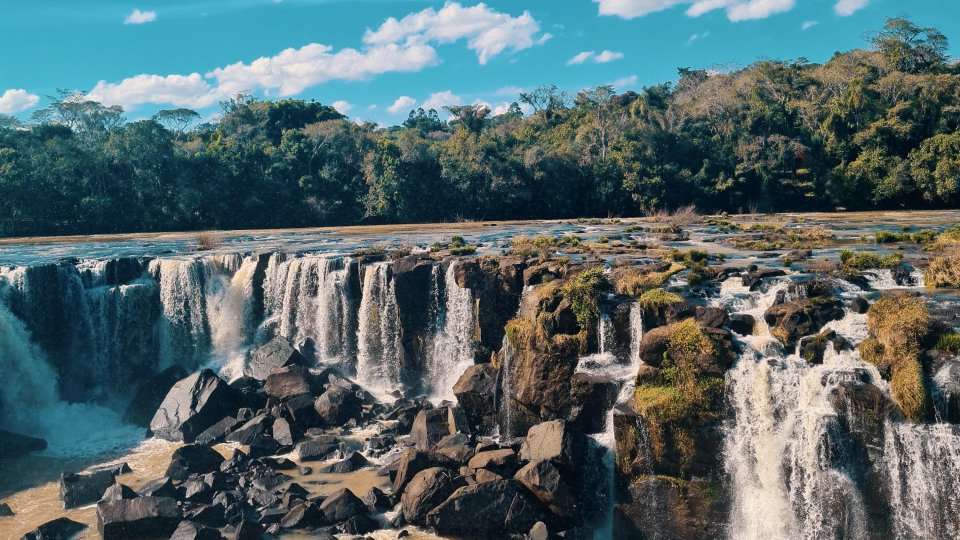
[858, 294, 930, 422]
[925, 252, 960, 288]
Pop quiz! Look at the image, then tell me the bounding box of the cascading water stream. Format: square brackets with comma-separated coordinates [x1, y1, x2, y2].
[356, 262, 404, 394]
[425, 262, 476, 402]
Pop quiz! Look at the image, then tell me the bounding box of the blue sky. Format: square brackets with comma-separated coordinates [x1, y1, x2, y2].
[1, 0, 958, 126]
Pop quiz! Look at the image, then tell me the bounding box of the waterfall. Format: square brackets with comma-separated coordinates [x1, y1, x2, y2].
[262, 254, 357, 365]
[426, 262, 476, 401]
[598, 311, 615, 356]
[150, 258, 212, 370]
[500, 334, 516, 438]
[724, 342, 871, 540]
[356, 262, 404, 393]
[206, 255, 260, 369]
[884, 423, 960, 539]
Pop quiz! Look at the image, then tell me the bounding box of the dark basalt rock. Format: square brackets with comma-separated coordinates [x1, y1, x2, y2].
[467, 449, 520, 477]
[519, 420, 586, 469]
[319, 488, 368, 523]
[453, 364, 499, 434]
[741, 267, 786, 290]
[799, 329, 851, 364]
[411, 406, 470, 451]
[514, 460, 578, 519]
[695, 306, 729, 329]
[225, 413, 273, 446]
[228, 377, 267, 411]
[317, 452, 370, 473]
[137, 477, 177, 499]
[850, 296, 869, 314]
[426, 479, 550, 538]
[314, 385, 362, 426]
[279, 502, 327, 529]
[568, 373, 620, 434]
[244, 336, 306, 380]
[231, 520, 263, 540]
[764, 297, 844, 347]
[60, 469, 116, 509]
[393, 448, 438, 493]
[614, 476, 726, 540]
[195, 416, 239, 446]
[0, 502, 13, 516]
[100, 483, 138, 502]
[297, 437, 338, 462]
[20, 517, 87, 540]
[166, 444, 225, 481]
[337, 513, 378, 535]
[96, 496, 182, 539]
[263, 365, 323, 400]
[170, 520, 223, 540]
[429, 433, 475, 465]
[124, 366, 187, 427]
[401, 467, 465, 525]
[362, 487, 392, 512]
[271, 417, 297, 447]
[0, 428, 47, 458]
[150, 369, 238, 443]
[728, 313, 755, 336]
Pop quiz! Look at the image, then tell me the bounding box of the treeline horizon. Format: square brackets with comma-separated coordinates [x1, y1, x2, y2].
[1, 17, 959, 238]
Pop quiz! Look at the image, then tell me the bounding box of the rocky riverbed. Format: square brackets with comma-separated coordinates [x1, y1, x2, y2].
[1, 211, 960, 539]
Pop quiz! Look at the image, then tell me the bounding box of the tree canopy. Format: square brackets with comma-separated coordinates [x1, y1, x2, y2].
[1, 18, 958, 237]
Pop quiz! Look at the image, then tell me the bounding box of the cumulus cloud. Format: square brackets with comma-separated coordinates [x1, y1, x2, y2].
[422, 90, 462, 110]
[387, 95, 417, 114]
[363, 2, 547, 64]
[610, 75, 638, 89]
[595, 0, 796, 21]
[567, 50, 623, 65]
[332, 100, 353, 114]
[86, 3, 546, 111]
[87, 73, 218, 109]
[124, 9, 157, 24]
[0, 89, 40, 114]
[834, 0, 868, 16]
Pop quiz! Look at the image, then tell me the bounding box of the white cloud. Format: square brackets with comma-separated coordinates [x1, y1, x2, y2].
[685, 31, 710, 45]
[364, 2, 547, 64]
[595, 0, 796, 21]
[610, 75, 638, 89]
[801, 20, 818, 30]
[332, 100, 353, 114]
[494, 85, 525, 97]
[834, 0, 868, 16]
[388, 95, 417, 114]
[124, 9, 157, 25]
[594, 50, 624, 63]
[567, 51, 594, 65]
[0, 89, 40, 114]
[567, 50, 623, 65]
[422, 90, 462, 110]
[87, 73, 219, 109]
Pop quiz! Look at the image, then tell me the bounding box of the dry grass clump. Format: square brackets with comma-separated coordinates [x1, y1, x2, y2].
[925, 251, 960, 288]
[859, 294, 930, 422]
[646, 205, 700, 232]
[508, 234, 581, 258]
[195, 231, 222, 251]
[612, 264, 683, 297]
[638, 288, 683, 310]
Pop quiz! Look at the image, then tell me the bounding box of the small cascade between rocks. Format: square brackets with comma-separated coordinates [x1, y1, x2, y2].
[150, 258, 213, 371]
[356, 261, 404, 394]
[425, 262, 476, 402]
[262, 254, 357, 365]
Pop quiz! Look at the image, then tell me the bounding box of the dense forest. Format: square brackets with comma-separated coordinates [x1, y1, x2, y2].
[1, 18, 958, 237]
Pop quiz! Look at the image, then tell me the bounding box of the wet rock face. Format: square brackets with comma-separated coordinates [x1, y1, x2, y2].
[799, 329, 851, 364]
[426, 479, 551, 538]
[124, 366, 188, 427]
[244, 336, 307, 380]
[764, 296, 844, 347]
[392, 255, 436, 378]
[401, 467, 464, 525]
[60, 469, 116, 509]
[455, 256, 527, 361]
[97, 496, 182, 539]
[149, 369, 238, 443]
[452, 364, 499, 434]
[411, 406, 470, 451]
[614, 476, 727, 540]
[0, 428, 47, 458]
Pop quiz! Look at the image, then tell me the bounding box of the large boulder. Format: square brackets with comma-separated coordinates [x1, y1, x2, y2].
[165, 444, 225, 481]
[170, 520, 223, 540]
[411, 406, 470, 451]
[21, 517, 87, 540]
[60, 469, 116, 509]
[319, 488, 368, 523]
[799, 329, 851, 364]
[149, 369, 238, 443]
[0, 428, 46, 458]
[453, 364, 499, 434]
[263, 365, 323, 400]
[401, 467, 465, 525]
[426, 479, 550, 538]
[519, 420, 586, 468]
[514, 460, 578, 518]
[567, 373, 620, 434]
[244, 336, 306, 380]
[97, 496, 182, 539]
[124, 366, 187, 427]
[314, 386, 362, 426]
[764, 297, 844, 347]
[393, 448, 437, 493]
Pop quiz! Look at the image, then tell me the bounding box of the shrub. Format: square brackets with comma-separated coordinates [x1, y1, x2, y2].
[925, 253, 960, 288]
[612, 264, 683, 297]
[937, 332, 960, 353]
[638, 288, 683, 309]
[195, 231, 222, 251]
[860, 294, 930, 422]
[561, 267, 611, 330]
[840, 250, 903, 272]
